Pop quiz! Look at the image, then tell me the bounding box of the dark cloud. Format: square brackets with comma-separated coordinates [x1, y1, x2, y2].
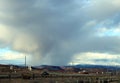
[0, 0, 120, 65]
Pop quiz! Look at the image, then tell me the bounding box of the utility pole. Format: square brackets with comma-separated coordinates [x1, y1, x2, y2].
[25, 55, 26, 68]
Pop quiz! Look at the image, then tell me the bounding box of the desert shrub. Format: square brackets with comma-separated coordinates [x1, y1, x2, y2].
[22, 73, 32, 79]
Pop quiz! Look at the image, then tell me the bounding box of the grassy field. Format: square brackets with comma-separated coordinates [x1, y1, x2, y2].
[0, 78, 119, 83]
[0, 64, 119, 83]
[0, 74, 119, 83]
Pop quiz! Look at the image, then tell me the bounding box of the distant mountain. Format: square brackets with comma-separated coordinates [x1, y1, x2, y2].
[34, 65, 64, 71]
[31, 64, 120, 72]
[73, 64, 120, 71]
[1, 64, 119, 71]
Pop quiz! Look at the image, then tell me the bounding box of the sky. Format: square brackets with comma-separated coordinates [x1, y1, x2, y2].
[0, 0, 120, 66]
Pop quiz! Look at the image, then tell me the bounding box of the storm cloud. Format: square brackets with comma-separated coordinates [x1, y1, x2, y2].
[0, 0, 120, 65]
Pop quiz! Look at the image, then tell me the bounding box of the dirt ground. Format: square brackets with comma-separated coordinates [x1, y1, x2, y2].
[0, 78, 119, 83]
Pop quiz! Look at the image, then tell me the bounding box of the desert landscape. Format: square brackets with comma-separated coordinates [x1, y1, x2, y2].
[0, 64, 119, 83]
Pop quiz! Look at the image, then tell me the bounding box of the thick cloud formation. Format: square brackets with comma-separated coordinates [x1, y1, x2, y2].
[0, 0, 120, 65]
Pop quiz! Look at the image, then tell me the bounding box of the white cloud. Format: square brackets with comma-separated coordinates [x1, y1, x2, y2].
[0, 24, 15, 43]
[97, 26, 120, 37]
[0, 51, 25, 60]
[70, 52, 120, 65]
